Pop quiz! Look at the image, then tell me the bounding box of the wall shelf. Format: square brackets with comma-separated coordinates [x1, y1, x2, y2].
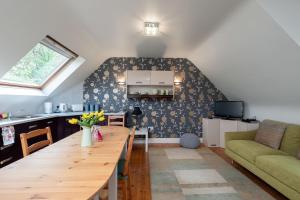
[127, 94, 174, 99]
[126, 70, 175, 100]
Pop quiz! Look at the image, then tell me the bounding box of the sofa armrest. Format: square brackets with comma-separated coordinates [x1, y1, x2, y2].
[225, 130, 257, 147]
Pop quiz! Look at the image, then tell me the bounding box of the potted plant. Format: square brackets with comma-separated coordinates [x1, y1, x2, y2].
[68, 111, 105, 147]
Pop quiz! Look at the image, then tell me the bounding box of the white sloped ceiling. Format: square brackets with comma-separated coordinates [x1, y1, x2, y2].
[257, 0, 300, 48]
[0, 0, 299, 124]
[189, 0, 300, 123]
[0, 0, 100, 114]
[0, 0, 241, 115]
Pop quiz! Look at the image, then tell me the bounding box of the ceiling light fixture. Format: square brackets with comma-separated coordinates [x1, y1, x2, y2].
[144, 22, 159, 36]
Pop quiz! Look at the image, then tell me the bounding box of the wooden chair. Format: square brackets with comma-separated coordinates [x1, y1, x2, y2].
[20, 127, 53, 157]
[118, 127, 136, 200]
[100, 127, 136, 200]
[108, 115, 125, 127]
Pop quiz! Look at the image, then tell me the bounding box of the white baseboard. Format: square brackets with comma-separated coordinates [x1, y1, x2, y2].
[149, 138, 180, 143]
[134, 138, 203, 144]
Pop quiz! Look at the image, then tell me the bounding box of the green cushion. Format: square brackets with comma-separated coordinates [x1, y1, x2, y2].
[280, 124, 300, 156]
[118, 159, 125, 173]
[227, 140, 287, 164]
[117, 159, 128, 179]
[256, 155, 300, 193]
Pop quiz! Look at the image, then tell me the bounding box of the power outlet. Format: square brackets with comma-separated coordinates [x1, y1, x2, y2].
[148, 126, 154, 132]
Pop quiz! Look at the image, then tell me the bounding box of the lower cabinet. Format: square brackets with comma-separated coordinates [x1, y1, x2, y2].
[203, 118, 259, 148]
[0, 143, 20, 167]
[0, 123, 29, 168]
[203, 118, 220, 147]
[56, 116, 80, 140]
[0, 115, 80, 168]
[42, 118, 58, 142]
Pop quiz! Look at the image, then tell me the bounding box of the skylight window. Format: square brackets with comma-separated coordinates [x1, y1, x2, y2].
[0, 36, 77, 88]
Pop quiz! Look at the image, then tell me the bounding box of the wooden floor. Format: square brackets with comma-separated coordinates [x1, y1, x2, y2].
[128, 144, 288, 200]
[128, 144, 151, 200]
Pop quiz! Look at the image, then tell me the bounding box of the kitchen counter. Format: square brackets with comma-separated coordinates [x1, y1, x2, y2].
[0, 112, 125, 127]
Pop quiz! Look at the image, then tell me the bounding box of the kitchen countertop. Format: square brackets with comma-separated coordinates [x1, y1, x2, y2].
[0, 111, 125, 127]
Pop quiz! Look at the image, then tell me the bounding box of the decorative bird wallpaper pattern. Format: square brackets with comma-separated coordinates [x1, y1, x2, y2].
[83, 57, 227, 138]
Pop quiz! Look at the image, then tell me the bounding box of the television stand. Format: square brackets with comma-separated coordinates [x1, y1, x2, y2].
[216, 116, 242, 121]
[203, 118, 259, 148]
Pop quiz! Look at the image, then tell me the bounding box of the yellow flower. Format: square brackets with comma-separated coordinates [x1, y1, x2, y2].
[99, 116, 105, 122]
[68, 118, 78, 124]
[88, 112, 94, 118]
[82, 113, 89, 119]
[98, 110, 104, 117]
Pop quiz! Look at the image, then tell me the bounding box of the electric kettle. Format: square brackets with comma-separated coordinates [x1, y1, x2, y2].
[59, 103, 67, 113]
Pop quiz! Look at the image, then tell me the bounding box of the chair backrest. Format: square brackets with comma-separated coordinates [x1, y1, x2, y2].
[108, 115, 125, 127]
[20, 127, 53, 157]
[122, 127, 136, 176]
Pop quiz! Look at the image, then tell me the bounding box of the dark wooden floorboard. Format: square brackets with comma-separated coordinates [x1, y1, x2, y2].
[129, 144, 151, 200]
[129, 145, 288, 200]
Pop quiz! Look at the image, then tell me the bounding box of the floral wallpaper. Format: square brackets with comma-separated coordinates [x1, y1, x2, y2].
[83, 57, 227, 138]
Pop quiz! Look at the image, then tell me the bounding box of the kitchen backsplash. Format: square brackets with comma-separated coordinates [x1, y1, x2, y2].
[83, 57, 227, 138]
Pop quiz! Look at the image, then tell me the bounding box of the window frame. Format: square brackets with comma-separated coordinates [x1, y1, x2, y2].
[0, 35, 78, 89]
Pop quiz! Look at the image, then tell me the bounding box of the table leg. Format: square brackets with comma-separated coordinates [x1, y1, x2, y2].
[108, 166, 118, 200]
[93, 192, 100, 200]
[121, 140, 127, 159]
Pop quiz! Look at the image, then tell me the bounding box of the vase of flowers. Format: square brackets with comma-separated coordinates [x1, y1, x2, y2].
[68, 111, 105, 147]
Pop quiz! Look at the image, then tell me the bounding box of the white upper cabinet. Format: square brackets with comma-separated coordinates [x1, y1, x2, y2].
[127, 70, 151, 85]
[127, 70, 174, 86]
[150, 71, 174, 85]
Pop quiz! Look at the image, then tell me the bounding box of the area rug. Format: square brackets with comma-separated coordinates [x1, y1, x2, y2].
[149, 147, 275, 200]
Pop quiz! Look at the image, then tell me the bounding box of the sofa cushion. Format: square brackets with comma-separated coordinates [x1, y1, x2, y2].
[256, 155, 300, 193]
[280, 124, 300, 156]
[255, 120, 286, 149]
[227, 140, 287, 164]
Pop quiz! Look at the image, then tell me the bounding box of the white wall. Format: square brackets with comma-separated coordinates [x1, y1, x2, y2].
[44, 82, 83, 113]
[189, 1, 300, 124]
[245, 105, 300, 124]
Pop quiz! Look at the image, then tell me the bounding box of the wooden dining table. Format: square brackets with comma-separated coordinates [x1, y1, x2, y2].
[0, 126, 130, 200]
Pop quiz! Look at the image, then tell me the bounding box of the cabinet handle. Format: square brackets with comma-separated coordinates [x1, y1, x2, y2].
[0, 156, 13, 165]
[28, 124, 38, 129]
[135, 81, 143, 84]
[159, 81, 165, 84]
[47, 121, 53, 124]
[0, 144, 13, 151]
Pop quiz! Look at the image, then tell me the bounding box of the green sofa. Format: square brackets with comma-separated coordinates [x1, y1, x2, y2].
[225, 121, 300, 200]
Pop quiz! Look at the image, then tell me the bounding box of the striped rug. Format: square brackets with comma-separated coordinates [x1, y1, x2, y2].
[149, 147, 274, 200]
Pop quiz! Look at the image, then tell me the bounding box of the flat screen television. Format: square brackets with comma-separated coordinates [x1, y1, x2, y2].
[214, 101, 244, 119]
